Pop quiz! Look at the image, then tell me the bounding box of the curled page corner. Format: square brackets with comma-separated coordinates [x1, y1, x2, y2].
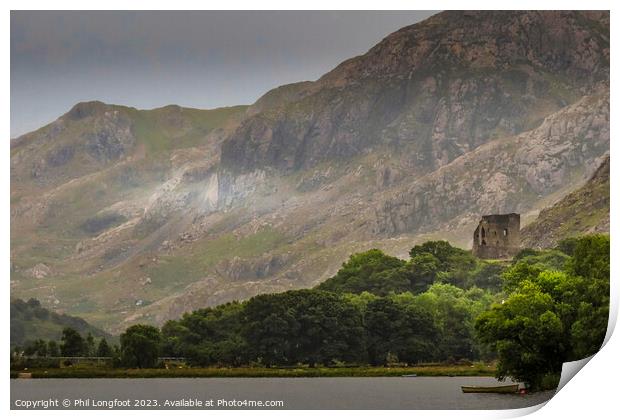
[511, 356, 598, 418]
[556, 355, 595, 393]
[497, 357, 596, 418]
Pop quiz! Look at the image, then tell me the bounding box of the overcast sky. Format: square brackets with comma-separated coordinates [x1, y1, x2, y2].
[11, 10, 437, 138]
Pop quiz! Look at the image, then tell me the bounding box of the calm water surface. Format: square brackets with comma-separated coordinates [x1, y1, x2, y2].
[11, 377, 555, 410]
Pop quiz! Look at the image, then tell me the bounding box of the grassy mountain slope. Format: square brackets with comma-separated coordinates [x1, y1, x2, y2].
[521, 156, 610, 249]
[11, 298, 113, 347]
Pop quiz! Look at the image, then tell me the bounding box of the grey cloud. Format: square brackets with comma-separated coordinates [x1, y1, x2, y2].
[11, 10, 437, 138]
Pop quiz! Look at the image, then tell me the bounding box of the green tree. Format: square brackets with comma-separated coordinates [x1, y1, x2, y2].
[409, 240, 475, 272]
[414, 283, 494, 361]
[476, 236, 609, 390]
[160, 320, 188, 358]
[342, 291, 378, 313]
[500, 249, 568, 293]
[468, 261, 505, 291]
[60, 327, 85, 356]
[570, 283, 609, 358]
[409, 241, 478, 289]
[241, 293, 296, 366]
[475, 279, 566, 390]
[564, 236, 610, 358]
[97, 338, 113, 357]
[242, 290, 365, 366]
[290, 290, 365, 366]
[567, 234, 609, 280]
[120, 325, 161, 368]
[556, 237, 579, 256]
[406, 252, 439, 293]
[85, 332, 95, 357]
[162, 302, 247, 367]
[47, 340, 60, 357]
[364, 297, 438, 365]
[24, 339, 48, 357]
[318, 249, 409, 296]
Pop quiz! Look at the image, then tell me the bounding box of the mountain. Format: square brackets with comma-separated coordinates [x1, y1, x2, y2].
[12, 102, 248, 191]
[521, 155, 610, 249]
[10, 11, 609, 333]
[11, 298, 113, 347]
[220, 11, 609, 174]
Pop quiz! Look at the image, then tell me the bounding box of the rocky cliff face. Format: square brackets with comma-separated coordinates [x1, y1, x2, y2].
[10, 11, 610, 333]
[11, 102, 135, 189]
[221, 11, 609, 174]
[372, 91, 609, 236]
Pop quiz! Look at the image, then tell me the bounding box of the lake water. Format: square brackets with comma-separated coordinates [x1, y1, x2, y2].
[11, 377, 555, 410]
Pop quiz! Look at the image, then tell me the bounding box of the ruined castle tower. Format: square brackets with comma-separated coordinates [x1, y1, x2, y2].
[472, 213, 520, 259]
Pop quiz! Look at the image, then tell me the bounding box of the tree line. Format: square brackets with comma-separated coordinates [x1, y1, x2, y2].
[13, 235, 609, 390]
[15, 328, 115, 359]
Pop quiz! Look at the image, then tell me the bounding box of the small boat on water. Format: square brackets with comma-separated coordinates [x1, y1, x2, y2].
[461, 384, 519, 394]
[401, 374, 418, 377]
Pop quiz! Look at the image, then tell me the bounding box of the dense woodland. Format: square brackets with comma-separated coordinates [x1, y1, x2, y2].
[12, 235, 609, 390]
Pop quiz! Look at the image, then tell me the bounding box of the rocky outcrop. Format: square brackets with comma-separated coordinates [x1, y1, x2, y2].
[372, 91, 609, 236]
[11, 102, 136, 188]
[215, 253, 292, 282]
[24, 263, 52, 279]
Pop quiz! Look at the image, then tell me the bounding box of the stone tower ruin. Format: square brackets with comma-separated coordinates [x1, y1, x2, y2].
[472, 213, 520, 259]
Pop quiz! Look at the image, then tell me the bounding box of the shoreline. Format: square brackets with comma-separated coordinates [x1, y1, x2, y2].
[11, 364, 496, 379]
